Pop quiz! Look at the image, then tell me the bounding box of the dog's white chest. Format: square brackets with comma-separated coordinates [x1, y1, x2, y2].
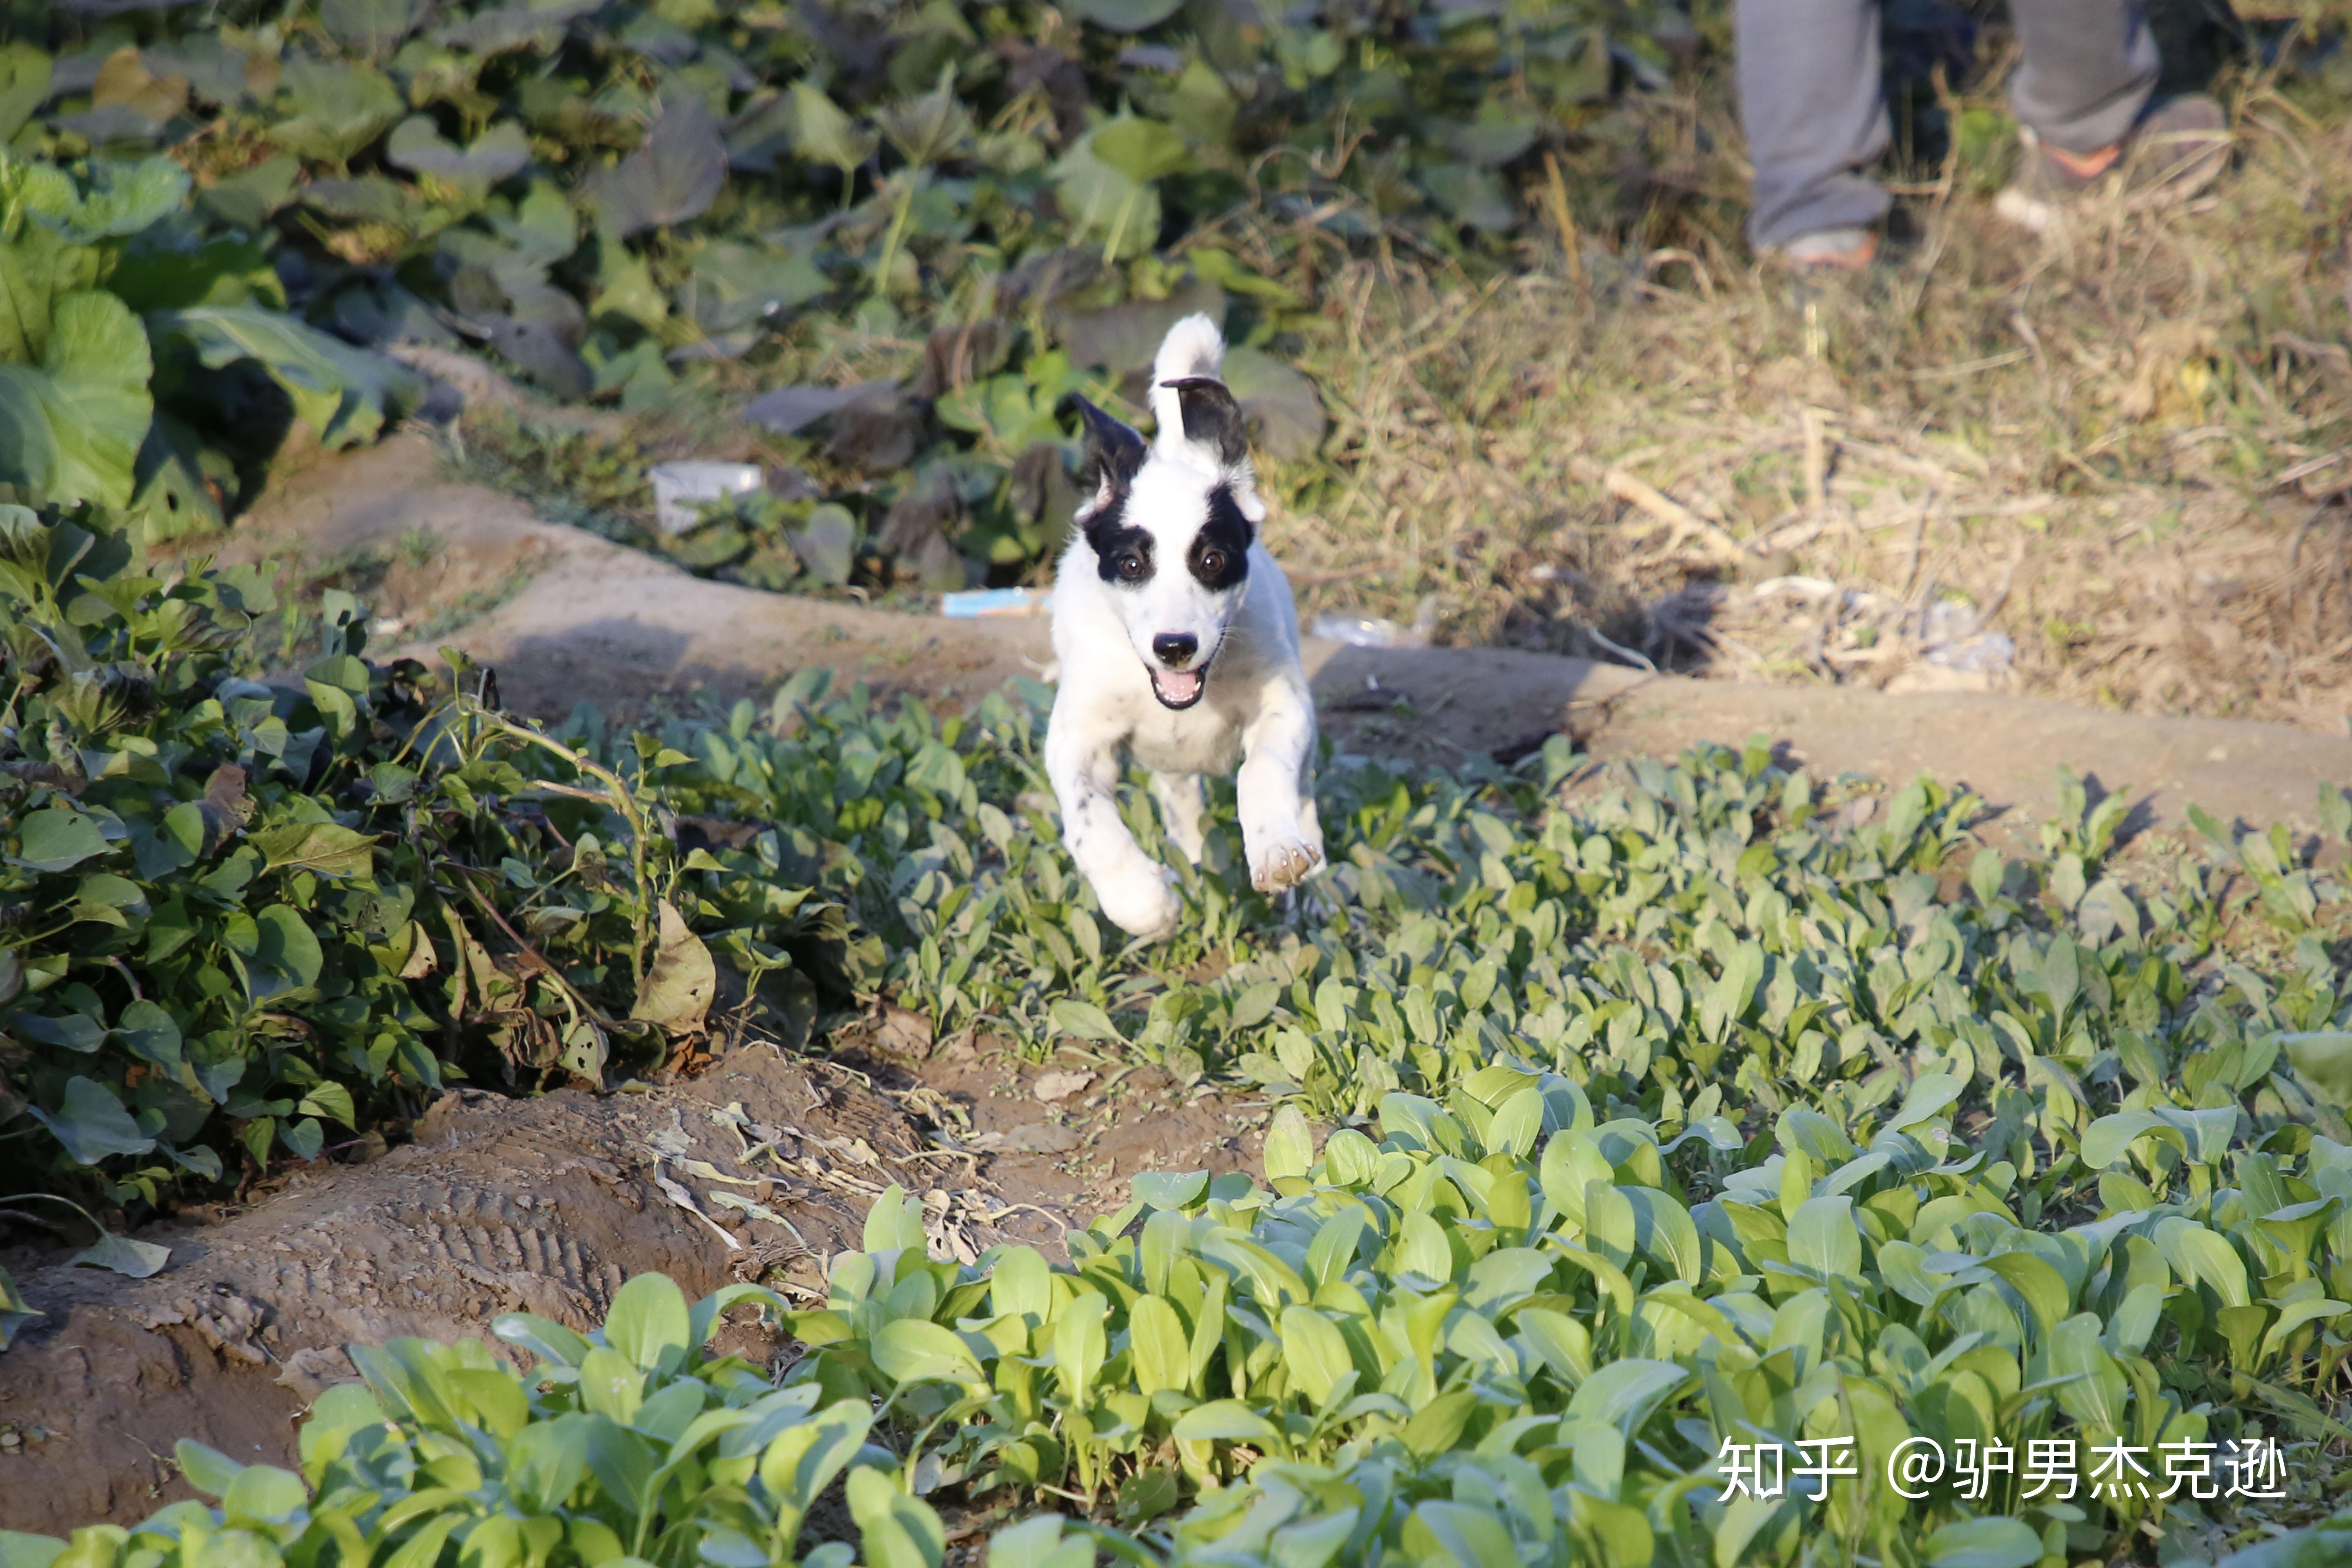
[1126, 701, 1243, 775]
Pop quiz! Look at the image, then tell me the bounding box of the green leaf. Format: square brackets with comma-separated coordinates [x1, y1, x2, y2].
[31, 158, 190, 244]
[1090, 116, 1188, 184]
[321, 0, 428, 59]
[603, 1273, 691, 1374]
[10, 1010, 104, 1052]
[499, 1412, 591, 1512]
[1048, 998, 1122, 1042]
[2081, 1109, 2164, 1169]
[1564, 1359, 1688, 1435]
[1051, 132, 1161, 262]
[1052, 1290, 1107, 1400]
[299, 1081, 357, 1130]
[175, 1439, 246, 1498]
[11, 807, 114, 872]
[1068, 0, 1185, 31]
[846, 1465, 944, 1568]
[690, 241, 828, 335]
[71, 1228, 171, 1278]
[270, 58, 404, 164]
[31, 1076, 156, 1165]
[2282, 1033, 2352, 1105]
[874, 1319, 985, 1386]
[788, 82, 879, 174]
[1129, 1294, 1190, 1394]
[0, 46, 52, 144]
[757, 1399, 871, 1509]
[1263, 1104, 1314, 1182]
[247, 904, 325, 998]
[0, 292, 152, 510]
[1884, 1071, 1965, 1133]
[1786, 1196, 1862, 1278]
[590, 94, 726, 238]
[1278, 1305, 1354, 1405]
[864, 1185, 929, 1254]
[0, 1265, 46, 1352]
[1132, 1170, 1209, 1210]
[877, 67, 974, 168]
[221, 1464, 307, 1527]
[1172, 1400, 1282, 1443]
[2160, 1219, 2252, 1309]
[148, 306, 423, 450]
[386, 115, 530, 198]
[249, 822, 376, 880]
[1924, 1518, 2045, 1568]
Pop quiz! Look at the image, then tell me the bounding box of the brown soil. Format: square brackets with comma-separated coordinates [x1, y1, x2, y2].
[0, 1019, 1266, 1535]
[16, 432, 2350, 1530]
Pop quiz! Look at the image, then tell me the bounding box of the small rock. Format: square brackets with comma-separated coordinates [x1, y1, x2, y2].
[1033, 1070, 1094, 1104]
[1000, 1123, 1081, 1154]
[875, 1006, 933, 1058]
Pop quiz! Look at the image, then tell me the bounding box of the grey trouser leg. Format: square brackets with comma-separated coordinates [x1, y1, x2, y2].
[1735, 0, 1889, 250]
[2008, 0, 2161, 154]
[1737, 0, 2163, 251]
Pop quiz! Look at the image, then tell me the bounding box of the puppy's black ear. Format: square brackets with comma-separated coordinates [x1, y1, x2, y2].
[1162, 376, 1247, 468]
[1073, 396, 1147, 496]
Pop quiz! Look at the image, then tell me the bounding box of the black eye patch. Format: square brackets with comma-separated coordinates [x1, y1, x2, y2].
[1085, 490, 1156, 588]
[1188, 483, 1252, 590]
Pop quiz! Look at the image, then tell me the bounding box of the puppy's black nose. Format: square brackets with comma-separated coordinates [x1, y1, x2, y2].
[1152, 633, 1198, 668]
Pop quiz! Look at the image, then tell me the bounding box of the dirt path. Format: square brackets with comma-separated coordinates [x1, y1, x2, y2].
[214, 435, 2351, 838]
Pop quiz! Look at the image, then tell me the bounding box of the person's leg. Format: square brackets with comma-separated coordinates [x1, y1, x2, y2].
[2006, 0, 2160, 154]
[1996, 0, 2227, 232]
[1735, 0, 1889, 252]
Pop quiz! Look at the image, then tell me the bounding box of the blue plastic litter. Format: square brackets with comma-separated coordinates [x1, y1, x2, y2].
[940, 588, 1050, 618]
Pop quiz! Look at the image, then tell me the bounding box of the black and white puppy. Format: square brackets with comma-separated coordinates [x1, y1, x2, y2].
[1045, 313, 1323, 940]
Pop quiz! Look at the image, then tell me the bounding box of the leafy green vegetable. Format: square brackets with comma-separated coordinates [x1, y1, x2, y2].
[0, 514, 855, 1201]
[0, 291, 153, 508]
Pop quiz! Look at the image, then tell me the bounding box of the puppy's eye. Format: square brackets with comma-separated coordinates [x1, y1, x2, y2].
[1118, 555, 1146, 580]
[1199, 550, 1226, 577]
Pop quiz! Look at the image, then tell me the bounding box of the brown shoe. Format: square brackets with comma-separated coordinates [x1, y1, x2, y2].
[1995, 94, 2230, 234]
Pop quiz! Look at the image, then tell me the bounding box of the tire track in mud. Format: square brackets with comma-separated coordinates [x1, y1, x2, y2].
[0, 1048, 905, 1532]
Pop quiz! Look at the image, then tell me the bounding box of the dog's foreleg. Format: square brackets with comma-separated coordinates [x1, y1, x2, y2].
[1149, 772, 1209, 864]
[1046, 709, 1179, 939]
[1236, 679, 1323, 893]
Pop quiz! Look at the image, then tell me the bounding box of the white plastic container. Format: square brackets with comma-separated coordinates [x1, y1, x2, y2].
[648, 461, 766, 535]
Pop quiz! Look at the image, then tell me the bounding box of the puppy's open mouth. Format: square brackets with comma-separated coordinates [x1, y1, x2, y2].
[1148, 666, 1208, 709]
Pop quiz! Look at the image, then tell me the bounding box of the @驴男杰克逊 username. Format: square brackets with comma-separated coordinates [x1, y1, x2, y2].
[1713, 1435, 2290, 1502]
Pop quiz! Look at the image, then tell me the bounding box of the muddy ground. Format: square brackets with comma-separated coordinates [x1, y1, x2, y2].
[0, 1027, 1264, 1533]
[6, 429, 2350, 1530]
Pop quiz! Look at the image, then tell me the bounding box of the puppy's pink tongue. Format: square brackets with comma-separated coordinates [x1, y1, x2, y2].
[1152, 668, 1205, 704]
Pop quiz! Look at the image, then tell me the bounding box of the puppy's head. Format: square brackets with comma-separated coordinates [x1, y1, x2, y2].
[1070, 314, 1264, 711]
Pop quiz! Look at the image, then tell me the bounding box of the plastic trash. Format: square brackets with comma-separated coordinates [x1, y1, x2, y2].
[1924, 631, 2016, 673]
[941, 587, 1051, 618]
[1313, 614, 1407, 647]
[1311, 595, 1440, 649]
[1918, 599, 2015, 674]
[649, 461, 765, 535]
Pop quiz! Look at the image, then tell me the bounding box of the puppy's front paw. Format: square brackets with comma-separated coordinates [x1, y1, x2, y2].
[1248, 836, 1322, 894]
[1094, 864, 1180, 940]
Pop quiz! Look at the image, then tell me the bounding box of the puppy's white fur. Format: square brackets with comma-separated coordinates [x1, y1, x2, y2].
[1045, 314, 1323, 940]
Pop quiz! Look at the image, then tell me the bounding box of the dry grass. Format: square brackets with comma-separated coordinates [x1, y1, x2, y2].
[1257, 65, 2352, 735]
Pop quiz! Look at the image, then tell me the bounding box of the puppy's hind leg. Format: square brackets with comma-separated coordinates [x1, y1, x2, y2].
[1046, 706, 1178, 940]
[1149, 771, 1209, 864]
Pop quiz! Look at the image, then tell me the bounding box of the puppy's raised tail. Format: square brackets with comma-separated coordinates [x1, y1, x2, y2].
[1150, 312, 1226, 457]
